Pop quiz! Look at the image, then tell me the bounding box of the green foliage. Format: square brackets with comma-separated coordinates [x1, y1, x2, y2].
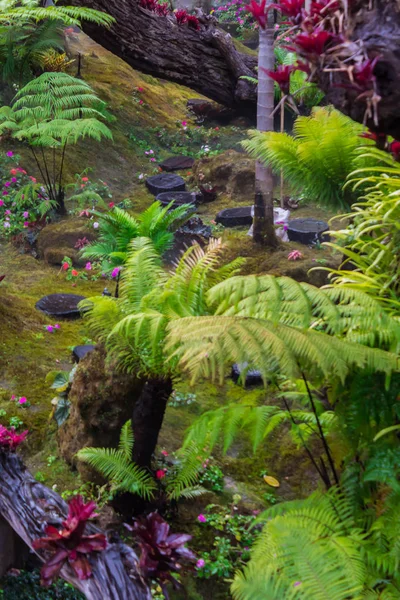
[231, 486, 400, 600]
[242, 107, 377, 209]
[0, 569, 84, 600]
[198, 464, 224, 493]
[324, 150, 400, 314]
[0, 1, 114, 29]
[46, 366, 76, 426]
[77, 421, 157, 500]
[0, 72, 112, 212]
[81, 202, 194, 273]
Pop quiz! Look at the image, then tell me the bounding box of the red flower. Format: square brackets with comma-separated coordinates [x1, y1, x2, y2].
[71, 270, 78, 277]
[108, 202, 115, 208]
[186, 14, 200, 29]
[175, 9, 188, 24]
[262, 64, 295, 94]
[245, 0, 268, 29]
[270, 0, 304, 24]
[81, 177, 89, 182]
[0, 425, 28, 451]
[156, 469, 167, 479]
[390, 140, 400, 161]
[155, 2, 169, 15]
[295, 60, 311, 75]
[33, 496, 107, 586]
[62, 262, 69, 271]
[353, 57, 380, 91]
[294, 30, 332, 55]
[310, 0, 340, 17]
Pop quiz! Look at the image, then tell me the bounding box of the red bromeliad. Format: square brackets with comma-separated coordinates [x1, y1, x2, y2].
[262, 64, 295, 94]
[33, 496, 107, 586]
[389, 140, 400, 161]
[270, 0, 304, 24]
[293, 30, 333, 56]
[352, 57, 380, 91]
[175, 9, 188, 24]
[0, 425, 28, 450]
[186, 14, 200, 29]
[245, 0, 268, 29]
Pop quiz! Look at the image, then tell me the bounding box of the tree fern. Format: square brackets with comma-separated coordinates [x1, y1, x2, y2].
[0, 72, 112, 214]
[242, 107, 382, 209]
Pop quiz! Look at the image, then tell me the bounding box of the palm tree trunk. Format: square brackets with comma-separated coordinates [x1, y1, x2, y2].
[131, 377, 173, 468]
[253, 19, 279, 247]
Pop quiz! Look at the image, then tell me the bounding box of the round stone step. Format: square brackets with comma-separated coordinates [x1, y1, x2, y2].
[146, 173, 186, 196]
[216, 206, 253, 227]
[231, 363, 263, 387]
[72, 344, 95, 363]
[159, 156, 195, 172]
[36, 293, 86, 319]
[156, 191, 198, 209]
[287, 218, 329, 246]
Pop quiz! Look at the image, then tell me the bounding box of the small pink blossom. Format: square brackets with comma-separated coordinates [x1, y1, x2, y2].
[111, 267, 121, 278]
[161, 450, 169, 456]
[156, 469, 167, 479]
[197, 514, 206, 523]
[2, 191, 8, 196]
[3, 222, 10, 228]
[4, 181, 10, 187]
[5, 210, 11, 215]
[139, 100, 144, 105]
[6, 151, 13, 157]
[137, 87, 144, 92]
[23, 222, 29, 228]
[0, 200, 4, 207]
[85, 262, 92, 271]
[46, 325, 54, 333]
[181, 121, 187, 127]
[150, 158, 156, 162]
[93, 222, 99, 229]
[196, 559, 205, 568]
[23, 211, 29, 218]
[19, 397, 27, 405]
[10, 395, 16, 401]
[11, 177, 17, 183]
[54, 324, 60, 329]
[288, 250, 303, 261]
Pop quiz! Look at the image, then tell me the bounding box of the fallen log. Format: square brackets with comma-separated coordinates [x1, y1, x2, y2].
[0, 451, 151, 600]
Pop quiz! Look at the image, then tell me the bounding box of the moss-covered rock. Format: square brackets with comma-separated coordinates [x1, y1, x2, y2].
[193, 150, 255, 201]
[37, 218, 97, 266]
[58, 345, 143, 479]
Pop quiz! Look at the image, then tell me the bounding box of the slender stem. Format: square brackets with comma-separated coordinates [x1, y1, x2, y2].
[40, 147, 55, 200]
[301, 372, 339, 486]
[58, 141, 68, 194]
[282, 396, 331, 488]
[280, 93, 285, 208]
[30, 147, 52, 199]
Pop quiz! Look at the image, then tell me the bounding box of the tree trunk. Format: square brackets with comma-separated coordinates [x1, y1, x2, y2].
[62, 0, 257, 114]
[0, 451, 151, 600]
[131, 377, 173, 468]
[253, 23, 279, 247]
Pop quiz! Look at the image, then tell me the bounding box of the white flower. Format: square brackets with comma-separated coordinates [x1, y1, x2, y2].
[93, 221, 99, 229]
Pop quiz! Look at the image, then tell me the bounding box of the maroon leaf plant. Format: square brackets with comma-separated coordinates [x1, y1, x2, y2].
[126, 512, 196, 598]
[33, 496, 107, 587]
[0, 425, 28, 450]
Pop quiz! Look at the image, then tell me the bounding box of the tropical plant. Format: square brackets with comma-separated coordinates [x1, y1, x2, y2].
[78, 421, 209, 503]
[0, 72, 113, 214]
[0, 0, 113, 88]
[274, 47, 324, 109]
[77, 421, 157, 501]
[80, 237, 244, 468]
[231, 485, 400, 600]
[80, 202, 195, 275]
[125, 512, 196, 599]
[242, 107, 380, 209]
[323, 148, 400, 314]
[46, 366, 76, 426]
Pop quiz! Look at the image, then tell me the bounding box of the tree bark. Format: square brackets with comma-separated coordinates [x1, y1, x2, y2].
[0, 451, 151, 600]
[131, 377, 173, 468]
[62, 0, 257, 113]
[253, 23, 279, 247]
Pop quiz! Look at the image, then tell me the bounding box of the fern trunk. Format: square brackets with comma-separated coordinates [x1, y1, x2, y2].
[253, 23, 278, 247]
[131, 377, 173, 468]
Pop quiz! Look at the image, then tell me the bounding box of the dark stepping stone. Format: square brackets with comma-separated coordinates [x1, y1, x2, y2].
[159, 156, 195, 172]
[36, 293, 86, 319]
[72, 344, 95, 363]
[163, 217, 212, 265]
[231, 363, 263, 387]
[216, 206, 253, 227]
[156, 191, 198, 208]
[287, 218, 330, 246]
[146, 173, 186, 196]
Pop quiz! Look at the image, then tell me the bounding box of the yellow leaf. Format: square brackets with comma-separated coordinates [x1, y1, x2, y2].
[264, 475, 280, 487]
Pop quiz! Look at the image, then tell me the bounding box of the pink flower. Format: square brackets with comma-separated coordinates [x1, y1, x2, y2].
[182, 121, 187, 127]
[197, 514, 206, 523]
[93, 222, 99, 229]
[5, 210, 11, 215]
[161, 450, 169, 456]
[6, 151, 13, 157]
[2, 191, 8, 196]
[19, 397, 27, 404]
[62, 262, 69, 271]
[46, 325, 54, 333]
[111, 267, 121, 278]
[288, 250, 303, 261]
[156, 469, 167, 479]
[85, 262, 92, 271]
[137, 87, 144, 92]
[10, 395, 16, 401]
[150, 158, 156, 162]
[139, 100, 144, 105]
[108, 202, 115, 208]
[29, 176, 37, 183]
[54, 324, 60, 329]
[0, 200, 3, 207]
[196, 559, 205, 568]
[3, 222, 10, 228]
[23, 221, 29, 228]
[11, 177, 17, 183]
[22, 211, 29, 218]
[81, 177, 89, 182]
